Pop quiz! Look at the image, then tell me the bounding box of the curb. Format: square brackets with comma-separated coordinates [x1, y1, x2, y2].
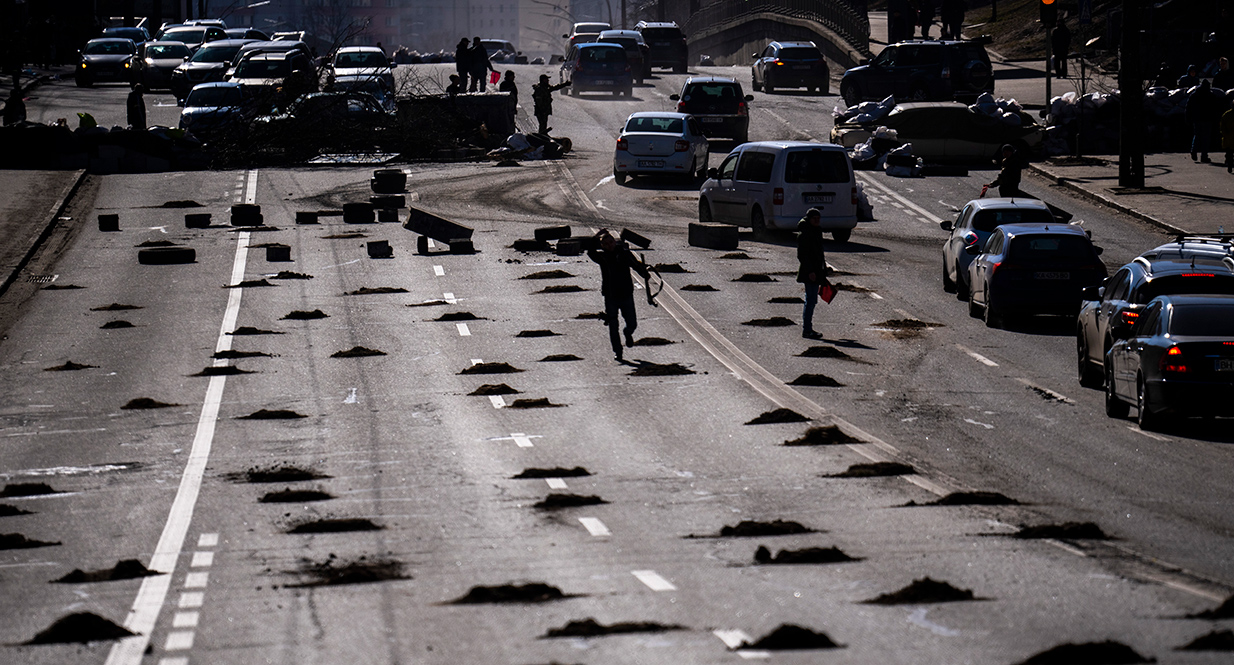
[1027, 163, 1187, 236]
[0, 169, 88, 298]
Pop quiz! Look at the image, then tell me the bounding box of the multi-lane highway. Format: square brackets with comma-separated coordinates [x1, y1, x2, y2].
[2, 64, 1233, 664]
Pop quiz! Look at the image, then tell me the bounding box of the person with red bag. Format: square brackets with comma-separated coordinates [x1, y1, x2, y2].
[797, 208, 832, 340]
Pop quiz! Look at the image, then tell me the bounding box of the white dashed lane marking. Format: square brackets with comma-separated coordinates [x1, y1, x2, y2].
[578, 517, 611, 536]
[956, 344, 999, 367]
[965, 418, 995, 430]
[158, 658, 188, 665]
[433, 265, 445, 276]
[488, 396, 505, 409]
[196, 533, 218, 548]
[443, 292, 457, 304]
[190, 552, 213, 567]
[164, 631, 194, 651]
[177, 593, 204, 609]
[632, 570, 676, 591]
[457, 323, 471, 337]
[171, 612, 198, 628]
[545, 478, 568, 489]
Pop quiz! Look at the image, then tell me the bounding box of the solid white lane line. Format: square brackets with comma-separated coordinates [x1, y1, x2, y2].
[512, 433, 533, 448]
[1129, 427, 1170, 442]
[184, 572, 209, 588]
[164, 631, 194, 651]
[964, 418, 995, 430]
[443, 291, 457, 303]
[956, 344, 999, 367]
[1015, 378, 1075, 404]
[158, 658, 188, 665]
[578, 517, 611, 536]
[196, 533, 218, 548]
[632, 570, 676, 591]
[190, 552, 214, 567]
[489, 396, 506, 408]
[177, 593, 204, 609]
[545, 478, 568, 489]
[457, 323, 471, 336]
[433, 265, 445, 276]
[857, 172, 944, 223]
[171, 612, 199, 628]
[106, 173, 255, 665]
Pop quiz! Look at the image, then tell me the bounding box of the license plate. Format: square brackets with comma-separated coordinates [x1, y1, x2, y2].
[701, 117, 723, 123]
[1217, 358, 1234, 372]
[594, 79, 613, 85]
[637, 160, 664, 168]
[804, 193, 834, 204]
[1034, 271, 1070, 280]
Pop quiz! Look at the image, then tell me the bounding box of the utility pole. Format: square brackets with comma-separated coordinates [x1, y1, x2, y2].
[1041, 0, 1057, 103]
[1118, 0, 1144, 188]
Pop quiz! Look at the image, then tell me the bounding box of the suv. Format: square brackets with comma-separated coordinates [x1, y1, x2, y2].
[670, 76, 752, 142]
[560, 42, 633, 97]
[1076, 236, 1234, 388]
[940, 197, 1057, 299]
[751, 41, 829, 94]
[840, 38, 993, 106]
[636, 21, 688, 73]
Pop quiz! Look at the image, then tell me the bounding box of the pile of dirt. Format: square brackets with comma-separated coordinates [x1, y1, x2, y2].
[654, 263, 689, 273]
[322, 232, 367, 239]
[229, 466, 330, 483]
[739, 624, 841, 650]
[631, 337, 674, 346]
[542, 618, 684, 638]
[44, 361, 97, 371]
[865, 578, 975, 605]
[228, 327, 282, 336]
[100, 320, 134, 329]
[540, 354, 582, 362]
[784, 425, 862, 446]
[506, 398, 564, 409]
[1189, 595, 1234, 619]
[829, 462, 914, 478]
[136, 240, 177, 247]
[213, 350, 272, 359]
[1178, 629, 1234, 651]
[288, 518, 382, 534]
[331, 347, 387, 358]
[469, 384, 519, 396]
[720, 252, 751, 259]
[788, 374, 844, 387]
[534, 493, 606, 510]
[1, 483, 57, 497]
[1014, 522, 1108, 540]
[291, 556, 408, 587]
[91, 303, 142, 311]
[537, 285, 586, 294]
[575, 311, 606, 320]
[435, 311, 483, 321]
[717, 520, 814, 538]
[460, 362, 522, 375]
[733, 274, 776, 282]
[746, 408, 809, 425]
[260, 489, 333, 503]
[0, 504, 32, 516]
[520, 270, 574, 279]
[282, 309, 328, 320]
[24, 612, 136, 644]
[517, 330, 559, 337]
[768, 296, 804, 304]
[754, 545, 858, 565]
[629, 362, 695, 376]
[160, 200, 202, 208]
[799, 346, 852, 360]
[449, 583, 569, 604]
[224, 279, 274, 288]
[681, 284, 718, 291]
[874, 319, 933, 330]
[918, 491, 1019, 506]
[513, 467, 591, 479]
[347, 287, 408, 295]
[54, 559, 159, 583]
[237, 409, 307, 420]
[191, 366, 253, 377]
[1015, 641, 1153, 664]
[0, 533, 61, 549]
[43, 284, 84, 290]
[743, 317, 795, 327]
[271, 271, 313, 280]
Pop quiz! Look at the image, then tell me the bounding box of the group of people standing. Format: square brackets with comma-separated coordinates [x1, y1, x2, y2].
[888, 0, 967, 43]
[452, 36, 496, 93]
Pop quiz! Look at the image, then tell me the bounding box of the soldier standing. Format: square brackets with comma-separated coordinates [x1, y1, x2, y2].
[532, 74, 569, 134]
[587, 229, 650, 362]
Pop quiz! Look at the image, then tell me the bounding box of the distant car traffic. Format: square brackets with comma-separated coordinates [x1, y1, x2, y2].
[966, 224, 1106, 328]
[560, 42, 633, 97]
[157, 25, 227, 52]
[940, 197, 1056, 299]
[635, 21, 688, 73]
[225, 28, 269, 41]
[252, 91, 395, 158]
[1104, 294, 1234, 431]
[76, 38, 137, 87]
[135, 41, 193, 90]
[170, 39, 255, 102]
[671, 76, 752, 143]
[613, 112, 709, 184]
[598, 29, 649, 84]
[102, 27, 150, 46]
[750, 41, 828, 94]
[830, 101, 1043, 162]
[840, 38, 994, 105]
[327, 46, 395, 92]
[178, 82, 250, 142]
[563, 22, 610, 49]
[226, 51, 316, 109]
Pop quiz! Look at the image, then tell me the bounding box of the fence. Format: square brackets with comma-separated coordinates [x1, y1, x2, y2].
[683, 0, 871, 57]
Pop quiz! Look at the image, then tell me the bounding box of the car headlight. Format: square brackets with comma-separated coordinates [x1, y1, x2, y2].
[145, 57, 154, 65]
[124, 61, 132, 69]
[80, 62, 88, 69]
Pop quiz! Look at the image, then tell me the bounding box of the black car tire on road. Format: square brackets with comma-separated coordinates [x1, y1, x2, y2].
[765, 81, 775, 94]
[615, 171, 627, 185]
[841, 82, 860, 107]
[750, 206, 767, 236]
[138, 246, 196, 264]
[1137, 377, 1166, 431]
[1105, 368, 1130, 418]
[698, 199, 712, 222]
[1077, 334, 1104, 388]
[832, 229, 851, 243]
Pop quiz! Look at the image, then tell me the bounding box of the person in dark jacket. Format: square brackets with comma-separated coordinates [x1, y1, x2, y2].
[918, 0, 936, 38]
[532, 74, 569, 134]
[454, 38, 472, 91]
[1213, 57, 1233, 92]
[498, 70, 517, 127]
[3, 85, 26, 125]
[468, 36, 494, 92]
[1177, 64, 1200, 89]
[940, 0, 966, 39]
[1051, 19, 1072, 78]
[127, 83, 146, 130]
[1187, 79, 1218, 162]
[987, 144, 1022, 197]
[797, 208, 828, 340]
[588, 229, 650, 362]
[446, 74, 464, 96]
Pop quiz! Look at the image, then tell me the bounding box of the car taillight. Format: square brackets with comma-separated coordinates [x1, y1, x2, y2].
[676, 101, 685, 112]
[1160, 346, 1187, 374]
[616, 137, 628, 151]
[575, 62, 584, 72]
[674, 140, 689, 152]
[773, 59, 784, 67]
[773, 188, 784, 205]
[737, 101, 748, 116]
[1119, 311, 1139, 325]
[1180, 273, 1214, 277]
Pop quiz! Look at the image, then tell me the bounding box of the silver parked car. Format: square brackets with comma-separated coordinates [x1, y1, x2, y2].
[613, 112, 709, 184]
[940, 197, 1055, 299]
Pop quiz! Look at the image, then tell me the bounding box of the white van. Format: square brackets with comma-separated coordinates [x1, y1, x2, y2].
[698, 141, 858, 241]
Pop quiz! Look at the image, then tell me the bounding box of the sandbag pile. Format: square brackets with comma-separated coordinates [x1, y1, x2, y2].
[970, 92, 1027, 126]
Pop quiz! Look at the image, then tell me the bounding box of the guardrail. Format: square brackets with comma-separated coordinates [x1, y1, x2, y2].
[683, 0, 871, 57]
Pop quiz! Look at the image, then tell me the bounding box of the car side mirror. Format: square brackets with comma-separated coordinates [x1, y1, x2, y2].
[562, 34, 568, 39]
[964, 244, 981, 256]
[939, 220, 953, 231]
[752, 53, 759, 59]
[1093, 246, 1104, 255]
[707, 167, 719, 179]
[669, 94, 680, 101]
[744, 94, 754, 101]
[1081, 285, 1100, 302]
[1110, 320, 1132, 340]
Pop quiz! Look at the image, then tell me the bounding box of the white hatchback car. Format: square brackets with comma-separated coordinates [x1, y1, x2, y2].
[327, 46, 395, 92]
[613, 112, 710, 184]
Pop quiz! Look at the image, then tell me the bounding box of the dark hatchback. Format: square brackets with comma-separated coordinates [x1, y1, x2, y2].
[966, 224, 1107, 328]
[560, 42, 633, 97]
[636, 21, 688, 73]
[671, 76, 753, 143]
[751, 41, 829, 94]
[1105, 294, 1234, 430]
[76, 38, 137, 87]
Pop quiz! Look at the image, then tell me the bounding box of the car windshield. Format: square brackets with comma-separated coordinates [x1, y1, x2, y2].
[1168, 304, 1234, 336]
[971, 208, 1053, 232]
[625, 116, 682, 133]
[642, 27, 682, 40]
[335, 52, 387, 67]
[187, 86, 242, 107]
[1008, 235, 1094, 260]
[191, 45, 241, 63]
[146, 44, 191, 58]
[685, 82, 740, 101]
[84, 41, 135, 55]
[582, 46, 625, 62]
[234, 59, 289, 77]
[778, 47, 820, 60]
[576, 23, 609, 34]
[163, 28, 206, 44]
[784, 150, 850, 184]
[1139, 275, 1234, 303]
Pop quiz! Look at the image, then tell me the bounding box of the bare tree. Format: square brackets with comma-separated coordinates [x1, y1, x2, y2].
[295, 0, 373, 55]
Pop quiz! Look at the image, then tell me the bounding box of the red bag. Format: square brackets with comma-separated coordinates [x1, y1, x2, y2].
[818, 280, 837, 304]
[490, 71, 500, 84]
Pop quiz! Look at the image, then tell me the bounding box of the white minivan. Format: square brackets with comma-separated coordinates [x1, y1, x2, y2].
[698, 141, 858, 241]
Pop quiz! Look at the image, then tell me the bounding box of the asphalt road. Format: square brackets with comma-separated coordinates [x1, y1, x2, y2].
[2, 64, 1233, 665]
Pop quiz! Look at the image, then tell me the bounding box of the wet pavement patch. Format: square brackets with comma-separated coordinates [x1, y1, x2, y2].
[517, 329, 560, 337]
[469, 384, 519, 396]
[541, 354, 583, 362]
[769, 296, 804, 304]
[520, 270, 575, 279]
[631, 337, 675, 346]
[191, 365, 254, 376]
[449, 582, 570, 604]
[905, 491, 1019, 507]
[865, 578, 976, 605]
[1013, 522, 1108, 540]
[322, 232, 368, 239]
[238, 409, 307, 420]
[282, 309, 328, 320]
[24, 612, 136, 644]
[799, 346, 854, 360]
[788, 373, 844, 387]
[754, 545, 858, 565]
[460, 362, 523, 374]
[745, 408, 809, 425]
[0, 503, 33, 516]
[681, 284, 718, 291]
[536, 285, 587, 293]
[829, 462, 915, 478]
[291, 556, 408, 587]
[513, 467, 591, 479]
[714, 519, 815, 538]
[1178, 629, 1234, 651]
[739, 624, 841, 650]
[288, 518, 382, 534]
[260, 489, 333, 503]
[507, 398, 565, 409]
[100, 320, 135, 329]
[654, 263, 690, 273]
[629, 362, 695, 376]
[271, 271, 313, 280]
[214, 350, 272, 359]
[542, 618, 684, 638]
[435, 311, 484, 321]
[228, 326, 282, 336]
[0, 532, 61, 549]
[346, 286, 408, 295]
[720, 252, 751, 259]
[331, 346, 387, 358]
[91, 303, 142, 311]
[743, 317, 795, 327]
[784, 425, 862, 446]
[534, 493, 607, 510]
[53, 559, 160, 583]
[160, 200, 203, 208]
[1, 482, 58, 497]
[1015, 641, 1153, 664]
[229, 466, 330, 483]
[44, 361, 97, 371]
[733, 273, 777, 282]
[224, 279, 275, 288]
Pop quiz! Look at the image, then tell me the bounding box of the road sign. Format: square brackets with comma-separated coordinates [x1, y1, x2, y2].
[1079, 0, 1092, 25]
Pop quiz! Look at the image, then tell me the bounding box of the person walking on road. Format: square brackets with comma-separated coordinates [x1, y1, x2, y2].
[127, 83, 146, 130]
[454, 38, 472, 91]
[918, 0, 936, 39]
[940, 0, 966, 40]
[499, 70, 518, 127]
[1051, 19, 1072, 78]
[532, 74, 569, 135]
[468, 36, 494, 92]
[3, 85, 26, 125]
[797, 208, 829, 340]
[1187, 79, 1218, 162]
[1220, 99, 1234, 173]
[588, 229, 650, 362]
[987, 144, 1023, 197]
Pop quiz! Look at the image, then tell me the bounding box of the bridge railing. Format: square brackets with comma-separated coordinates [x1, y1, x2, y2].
[683, 0, 871, 57]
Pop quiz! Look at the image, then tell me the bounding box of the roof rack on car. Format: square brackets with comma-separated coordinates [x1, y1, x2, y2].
[1171, 233, 1234, 244]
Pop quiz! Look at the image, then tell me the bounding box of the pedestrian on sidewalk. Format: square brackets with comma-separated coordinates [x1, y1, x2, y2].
[940, 0, 966, 40]
[1177, 64, 1200, 89]
[797, 208, 829, 340]
[1186, 79, 1218, 162]
[468, 36, 494, 92]
[454, 38, 472, 91]
[987, 144, 1023, 197]
[918, 0, 936, 38]
[1051, 19, 1072, 78]
[587, 229, 650, 362]
[1220, 99, 1234, 173]
[127, 83, 146, 130]
[532, 74, 569, 135]
[1213, 57, 1233, 92]
[3, 85, 26, 125]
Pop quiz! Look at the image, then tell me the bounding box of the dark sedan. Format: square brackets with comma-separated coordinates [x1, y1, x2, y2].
[171, 39, 256, 102]
[76, 38, 137, 87]
[751, 41, 828, 94]
[1105, 294, 1234, 431]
